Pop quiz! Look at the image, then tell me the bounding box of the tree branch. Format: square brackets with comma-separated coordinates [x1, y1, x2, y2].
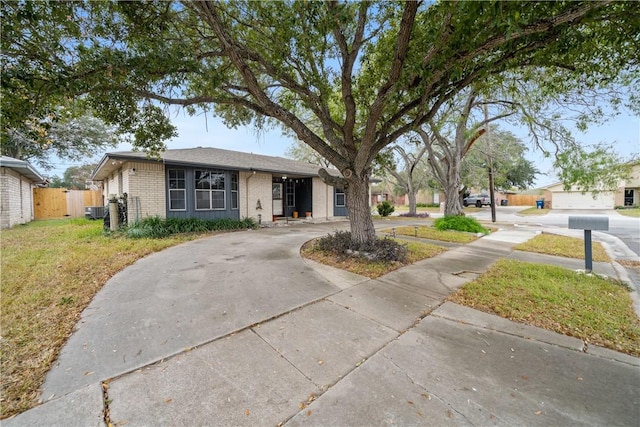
[190, 1, 349, 171]
[360, 2, 418, 159]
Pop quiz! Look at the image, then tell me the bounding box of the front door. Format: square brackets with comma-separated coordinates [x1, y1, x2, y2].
[272, 183, 283, 215]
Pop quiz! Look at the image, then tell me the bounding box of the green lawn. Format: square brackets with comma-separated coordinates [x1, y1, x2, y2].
[515, 233, 610, 262]
[616, 208, 640, 218]
[380, 225, 481, 243]
[450, 259, 640, 356]
[0, 219, 210, 419]
[517, 207, 551, 215]
[393, 205, 441, 213]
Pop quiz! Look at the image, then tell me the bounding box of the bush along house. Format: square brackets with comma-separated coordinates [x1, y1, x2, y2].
[91, 147, 349, 225]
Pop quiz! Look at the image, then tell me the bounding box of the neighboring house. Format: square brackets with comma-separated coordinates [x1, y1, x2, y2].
[0, 156, 46, 228]
[370, 179, 443, 206]
[543, 162, 640, 209]
[91, 147, 348, 224]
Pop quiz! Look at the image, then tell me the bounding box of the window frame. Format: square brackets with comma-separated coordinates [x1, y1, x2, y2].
[168, 169, 187, 211]
[285, 179, 295, 207]
[335, 188, 346, 207]
[231, 172, 239, 210]
[195, 169, 226, 211]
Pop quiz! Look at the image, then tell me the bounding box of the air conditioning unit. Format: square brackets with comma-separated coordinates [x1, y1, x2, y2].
[85, 206, 106, 220]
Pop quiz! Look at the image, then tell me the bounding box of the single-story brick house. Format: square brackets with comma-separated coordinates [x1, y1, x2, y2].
[543, 162, 640, 209]
[0, 156, 46, 228]
[91, 147, 348, 224]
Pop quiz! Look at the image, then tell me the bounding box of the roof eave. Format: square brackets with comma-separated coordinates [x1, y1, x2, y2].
[0, 157, 45, 183]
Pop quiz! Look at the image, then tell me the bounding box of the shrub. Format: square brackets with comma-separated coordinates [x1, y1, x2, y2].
[126, 216, 171, 238]
[314, 231, 408, 262]
[316, 230, 353, 254]
[376, 201, 395, 217]
[434, 215, 489, 235]
[416, 203, 440, 208]
[126, 216, 257, 238]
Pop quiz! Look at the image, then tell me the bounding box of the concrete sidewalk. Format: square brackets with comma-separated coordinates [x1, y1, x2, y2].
[4, 223, 639, 426]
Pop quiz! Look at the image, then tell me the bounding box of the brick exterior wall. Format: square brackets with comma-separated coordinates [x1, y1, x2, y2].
[101, 161, 166, 224]
[124, 162, 166, 223]
[312, 177, 334, 220]
[0, 167, 36, 228]
[240, 171, 273, 222]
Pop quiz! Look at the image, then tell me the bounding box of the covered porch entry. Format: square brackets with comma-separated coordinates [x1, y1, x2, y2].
[272, 175, 313, 220]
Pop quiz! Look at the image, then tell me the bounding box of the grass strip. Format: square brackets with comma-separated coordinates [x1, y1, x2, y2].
[515, 233, 610, 262]
[517, 207, 551, 215]
[381, 225, 480, 244]
[615, 208, 640, 218]
[449, 259, 640, 356]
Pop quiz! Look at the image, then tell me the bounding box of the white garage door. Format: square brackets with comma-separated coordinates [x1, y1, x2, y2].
[551, 191, 615, 209]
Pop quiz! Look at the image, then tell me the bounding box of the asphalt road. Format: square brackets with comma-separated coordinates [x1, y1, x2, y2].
[464, 206, 640, 257]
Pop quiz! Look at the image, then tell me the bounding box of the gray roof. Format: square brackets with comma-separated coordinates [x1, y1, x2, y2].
[92, 147, 339, 180]
[0, 156, 45, 183]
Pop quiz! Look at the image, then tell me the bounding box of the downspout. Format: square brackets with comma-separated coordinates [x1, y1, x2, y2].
[19, 175, 23, 219]
[245, 169, 255, 219]
[327, 183, 330, 219]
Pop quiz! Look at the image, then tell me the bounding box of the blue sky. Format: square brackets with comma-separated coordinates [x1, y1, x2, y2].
[48, 107, 639, 189]
[521, 111, 639, 187]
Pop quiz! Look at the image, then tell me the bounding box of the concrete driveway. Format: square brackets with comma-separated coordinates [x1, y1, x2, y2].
[5, 219, 639, 427]
[40, 223, 349, 399]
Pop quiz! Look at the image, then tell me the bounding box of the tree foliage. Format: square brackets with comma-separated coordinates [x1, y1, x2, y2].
[48, 163, 97, 189]
[463, 127, 539, 191]
[555, 144, 633, 194]
[2, 1, 639, 243]
[1, 113, 120, 170]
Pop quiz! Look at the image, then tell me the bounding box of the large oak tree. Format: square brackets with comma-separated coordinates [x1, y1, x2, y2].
[2, 1, 638, 243]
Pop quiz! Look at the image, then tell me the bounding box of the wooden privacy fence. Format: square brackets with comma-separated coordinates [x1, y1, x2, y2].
[33, 188, 103, 219]
[505, 194, 541, 206]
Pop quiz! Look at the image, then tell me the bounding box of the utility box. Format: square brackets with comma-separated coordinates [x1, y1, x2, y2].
[568, 216, 609, 231]
[85, 206, 106, 220]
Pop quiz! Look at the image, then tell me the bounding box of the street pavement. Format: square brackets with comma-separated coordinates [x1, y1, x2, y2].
[462, 205, 640, 258]
[3, 216, 639, 427]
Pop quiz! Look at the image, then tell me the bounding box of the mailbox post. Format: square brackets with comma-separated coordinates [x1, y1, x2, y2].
[568, 216, 609, 273]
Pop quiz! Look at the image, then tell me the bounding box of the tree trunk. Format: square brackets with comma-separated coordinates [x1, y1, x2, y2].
[345, 173, 376, 246]
[443, 180, 464, 216]
[442, 155, 464, 216]
[407, 182, 417, 216]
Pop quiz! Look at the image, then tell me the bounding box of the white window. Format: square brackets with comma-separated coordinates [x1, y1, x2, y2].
[285, 179, 295, 207]
[231, 172, 239, 210]
[195, 170, 225, 210]
[335, 188, 346, 207]
[168, 169, 186, 211]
